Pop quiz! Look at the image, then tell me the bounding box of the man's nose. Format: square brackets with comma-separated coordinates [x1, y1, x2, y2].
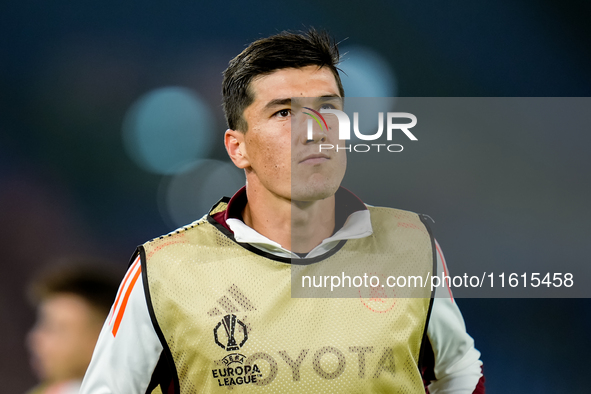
[303, 118, 327, 144]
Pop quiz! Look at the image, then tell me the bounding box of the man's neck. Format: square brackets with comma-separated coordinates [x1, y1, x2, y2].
[242, 183, 335, 254]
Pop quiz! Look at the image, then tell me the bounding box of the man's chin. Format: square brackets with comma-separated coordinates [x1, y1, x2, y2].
[290, 185, 338, 203]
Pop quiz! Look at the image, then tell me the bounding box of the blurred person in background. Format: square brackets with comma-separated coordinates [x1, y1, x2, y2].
[26, 261, 120, 394]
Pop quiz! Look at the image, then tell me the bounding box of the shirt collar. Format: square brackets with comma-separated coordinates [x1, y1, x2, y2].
[211, 186, 373, 259]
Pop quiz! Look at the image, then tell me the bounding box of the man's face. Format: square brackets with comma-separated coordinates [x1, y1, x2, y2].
[238, 65, 346, 202]
[27, 294, 102, 383]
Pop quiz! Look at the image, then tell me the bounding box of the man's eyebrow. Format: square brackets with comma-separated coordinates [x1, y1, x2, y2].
[264, 98, 291, 110]
[317, 95, 343, 103]
[263, 95, 342, 111]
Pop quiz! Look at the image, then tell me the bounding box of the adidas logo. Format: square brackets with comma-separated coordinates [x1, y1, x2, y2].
[207, 284, 257, 332]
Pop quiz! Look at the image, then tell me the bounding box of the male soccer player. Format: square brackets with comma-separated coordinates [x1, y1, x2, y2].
[26, 263, 119, 394]
[81, 29, 485, 393]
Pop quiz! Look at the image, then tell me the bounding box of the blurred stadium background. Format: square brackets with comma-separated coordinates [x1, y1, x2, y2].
[1, 1, 590, 392]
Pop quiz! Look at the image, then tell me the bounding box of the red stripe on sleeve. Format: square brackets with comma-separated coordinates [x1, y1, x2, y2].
[111, 265, 142, 337]
[108, 257, 140, 325]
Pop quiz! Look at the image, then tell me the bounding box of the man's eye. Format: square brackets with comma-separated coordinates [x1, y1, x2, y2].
[275, 109, 291, 118]
[320, 103, 336, 110]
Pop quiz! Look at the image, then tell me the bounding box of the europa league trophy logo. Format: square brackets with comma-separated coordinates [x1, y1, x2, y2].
[214, 314, 248, 351]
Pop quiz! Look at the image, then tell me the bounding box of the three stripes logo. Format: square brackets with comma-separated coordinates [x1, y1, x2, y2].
[303, 106, 328, 141]
[208, 285, 257, 351]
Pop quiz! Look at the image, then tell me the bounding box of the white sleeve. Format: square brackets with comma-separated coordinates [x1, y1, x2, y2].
[80, 255, 164, 394]
[426, 240, 483, 394]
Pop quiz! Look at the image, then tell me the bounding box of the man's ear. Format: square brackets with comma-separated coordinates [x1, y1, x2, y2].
[224, 129, 250, 169]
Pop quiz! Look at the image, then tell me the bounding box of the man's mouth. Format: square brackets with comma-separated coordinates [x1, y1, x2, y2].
[299, 153, 330, 164]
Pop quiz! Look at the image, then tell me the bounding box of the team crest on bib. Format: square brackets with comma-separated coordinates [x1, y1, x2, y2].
[358, 273, 397, 313]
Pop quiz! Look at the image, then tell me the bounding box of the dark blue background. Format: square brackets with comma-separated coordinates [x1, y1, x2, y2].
[1, 1, 589, 392]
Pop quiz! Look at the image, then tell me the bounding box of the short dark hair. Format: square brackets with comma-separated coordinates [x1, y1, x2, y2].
[222, 28, 344, 132]
[28, 261, 121, 317]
